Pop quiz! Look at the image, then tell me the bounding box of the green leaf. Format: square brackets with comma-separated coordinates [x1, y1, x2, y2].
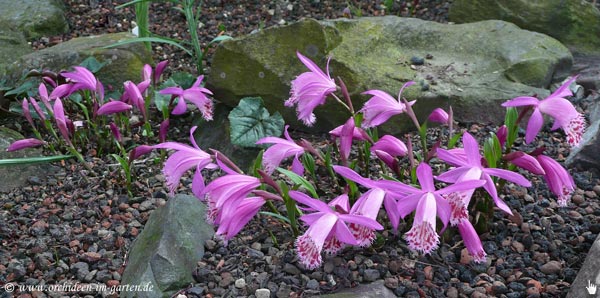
[448, 131, 463, 149]
[115, 0, 152, 9]
[170, 71, 196, 89]
[104, 37, 192, 56]
[259, 211, 291, 223]
[228, 97, 284, 148]
[0, 155, 74, 166]
[209, 35, 232, 45]
[79, 57, 107, 73]
[504, 107, 519, 146]
[5, 80, 36, 97]
[276, 167, 318, 198]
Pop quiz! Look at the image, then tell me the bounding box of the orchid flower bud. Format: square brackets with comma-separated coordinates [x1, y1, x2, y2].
[109, 122, 122, 143]
[22, 98, 35, 128]
[154, 60, 169, 85]
[497, 125, 508, 147]
[159, 119, 169, 143]
[7, 138, 45, 152]
[428, 108, 449, 125]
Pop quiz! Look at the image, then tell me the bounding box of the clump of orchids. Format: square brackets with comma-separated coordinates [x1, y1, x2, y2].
[136, 52, 585, 269]
[8, 61, 214, 193]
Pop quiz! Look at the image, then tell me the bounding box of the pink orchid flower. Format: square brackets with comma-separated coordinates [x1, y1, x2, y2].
[22, 99, 35, 128]
[152, 126, 217, 196]
[109, 122, 122, 142]
[255, 125, 306, 175]
[537, 155, 575, 206]
[504, 152, 545, 175]
[395, 163, 485, 255]
[58, 66, 105, 102]
[457, 220, 487, 263]
[496, 125, 508, 148]
[501, 76, 586, 147]
[7, 138, 45, 152]
[213, 196, 267, 242]
[159, 75, 214, 120]
[123, 81, 148, 121]
[360, 81, 416, 128]
[290, 191, 383, 269]
[285, 51, 337, 126]
[436, 132, 531, 216]
[29, 98, 46, 121]
[333, 165, 406, 231]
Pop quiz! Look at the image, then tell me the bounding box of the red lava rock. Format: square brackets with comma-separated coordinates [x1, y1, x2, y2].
[118, 203, 129, 211]
[82, 252, 102, 263]
[31, 220, 48, 230]
[424, 266, 433, 280]
[460, 248, 473, 264]
[527, 279, 542, 292]
[101, 221, 112, 228]
[107, 280, 120, 287]
[130, 227, 139, 236]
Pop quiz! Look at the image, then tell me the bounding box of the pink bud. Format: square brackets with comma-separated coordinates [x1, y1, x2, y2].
[22, 98, 35, 128]
[142, 64, 152, 82]
[428, 108, 449, 125]
[96, 100, 133, 115]
[129, 145, 154, 161]
[497, 125, 508, 147]
[7, 138, 45, 152]
[159, 119, 169, 143]
[154, 60, 169, 84]
[109, 122, 122, 142]
[504, 151, 545, 175]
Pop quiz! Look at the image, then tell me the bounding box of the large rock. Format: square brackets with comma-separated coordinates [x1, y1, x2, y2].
[448, 0, 600, 55]
[0, 0, 68, 40]
[120, 194, 214, 298]
[0, 127, 54, 193]
[4, 32, 153, 91]
[0, 20, 33, 77]
[567, 234, 600, 298]
[207, 17, 571, 133]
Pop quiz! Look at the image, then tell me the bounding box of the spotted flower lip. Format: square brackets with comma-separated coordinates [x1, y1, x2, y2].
[159, 75, 214, 120]
[360, 81, 416, 128]
[285, 51, 337, 126]
[501, 75, 586, 147]
[255, 125, 305, 175]
[290, 191, 383, 269]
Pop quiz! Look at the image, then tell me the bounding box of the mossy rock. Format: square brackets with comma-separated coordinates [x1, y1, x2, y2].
[449, 0, 600, 55]
[207, 17, 571, 134]
[0, 0, 69, 40]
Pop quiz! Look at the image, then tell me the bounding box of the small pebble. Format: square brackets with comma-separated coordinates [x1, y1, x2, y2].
[255, 288, 271, 298]
[235, 278, 246, 289]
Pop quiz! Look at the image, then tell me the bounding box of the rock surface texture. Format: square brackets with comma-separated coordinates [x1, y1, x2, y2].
[3, 32, 153, 91]
[120, 194, 214, 298]
[0, 0, 69, 40]
[567, 234, 600, 298]
[208, 17, 572, 133]
[448, 0, 600, 55]
[0, 127, 54, 193]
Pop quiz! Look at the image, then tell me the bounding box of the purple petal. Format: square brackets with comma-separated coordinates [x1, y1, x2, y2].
[416, 163, 435, 192]
[501, 96, 539, 107]
[548, 75, 577, 99]
[484, 168, 532, 187]
[462, 133, 482, 166]
[289, 191, 331, 213]
[6, 138, 45, 151]
[525, 108, 544, 144]
[154, 60, 169, 84]
[96, 101, 132, 115]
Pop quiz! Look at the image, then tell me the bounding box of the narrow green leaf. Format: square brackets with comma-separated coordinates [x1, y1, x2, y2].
[259, 211, 291, 224]
[228, 97, 284, 148]
[0, 155, 74, 166]
[276, 167, 317, 198]
[448, 131, 463, 149]
[209, 35, 233, 45]
[104, 37, 192, 56]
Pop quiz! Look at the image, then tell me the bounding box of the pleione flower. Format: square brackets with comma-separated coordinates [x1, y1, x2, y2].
[255, 125, 305, 175]
[428, 108, 450, 125]
[285, 51, 337, 126]
[536, 155, 575, 206]
[159, 75, 214, 120]
[436, 132, 531, 215]
[457, 220, 487, 263]
[290, 191, 382, 269]
[152, 126, 217, 196]
[96, 100, 132, 116]
[501, 76, 586, 147]
[360, 81, 416, 128]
